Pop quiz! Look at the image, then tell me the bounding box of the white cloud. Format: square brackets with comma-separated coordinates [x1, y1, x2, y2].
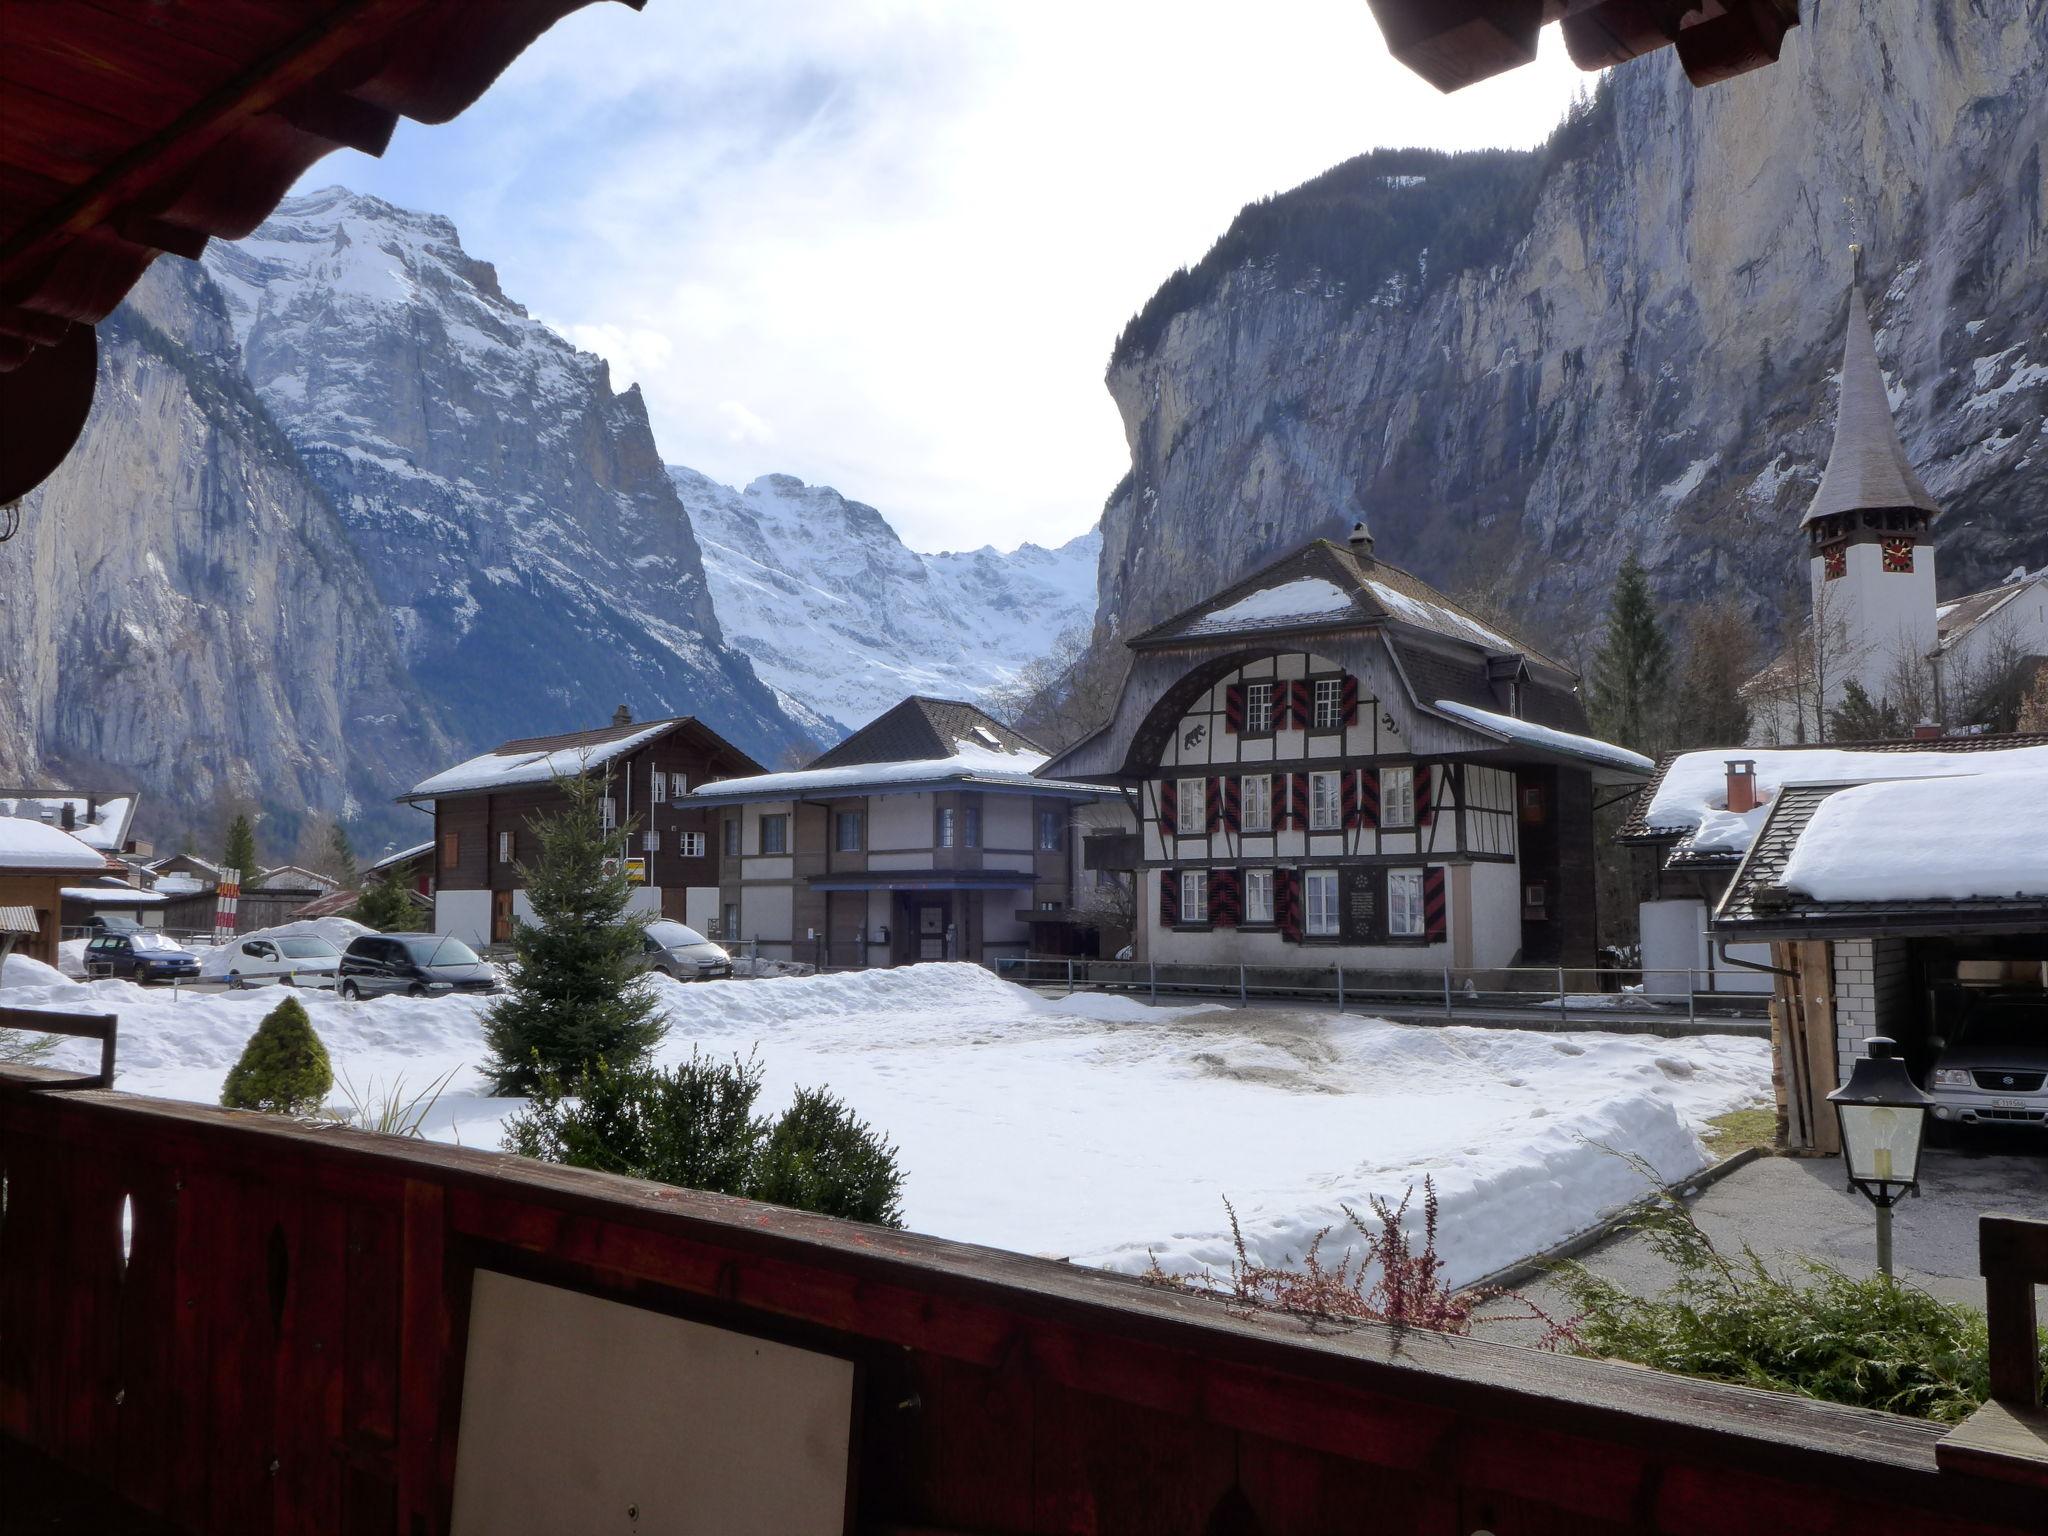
[300, 1, 1589, 551]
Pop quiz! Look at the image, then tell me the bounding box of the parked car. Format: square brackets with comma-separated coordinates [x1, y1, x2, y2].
[640, 919, 732, 981]
[1927, 989, 2048, 1134]
[220, 934, 343, 989]
[83, 913, 144, 937]
[336, 933, 498, 1000]
[85, 930, 200, 984]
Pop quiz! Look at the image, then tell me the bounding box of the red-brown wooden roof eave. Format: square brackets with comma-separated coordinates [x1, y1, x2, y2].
[0, 0, 640, 505]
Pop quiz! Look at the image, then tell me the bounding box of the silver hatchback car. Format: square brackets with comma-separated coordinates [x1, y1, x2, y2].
[1927, 991, 2048, 1134]
[640, 919, 733, 981]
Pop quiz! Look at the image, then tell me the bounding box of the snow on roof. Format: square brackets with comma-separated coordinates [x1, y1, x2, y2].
[1184, 577, 1357, 634]
[0, 794, 135, 852]
[0, 819, 115, 873]
[1372, 582, 1512, 650]
[1781, 771, 2048, 902]
[408, 721, 672, 797]
[689, 738, 1102, 803]
[1644, 742, 2048, 857]
[62, 885, 168, 905]
[1432, 701, 1654, 776]
[366, 839, 434, 872]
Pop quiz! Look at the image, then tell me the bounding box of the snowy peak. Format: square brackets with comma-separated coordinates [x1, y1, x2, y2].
[669, 465, 1098, 731]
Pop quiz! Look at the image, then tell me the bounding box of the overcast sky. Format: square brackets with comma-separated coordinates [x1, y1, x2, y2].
[300, 2, 1587, 553]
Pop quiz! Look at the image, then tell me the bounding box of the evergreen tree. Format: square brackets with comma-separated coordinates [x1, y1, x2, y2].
[480, 773, 663, 1095]
[1589, 552, 1671, 753]
[220, 996, 332, 1115]
[1669, 598, 1754, 748]
[350, 871, 414, 932]
[1827, 679, 1904, 742]
[221, 813, 259, 881]
[326, 822, 357, 887]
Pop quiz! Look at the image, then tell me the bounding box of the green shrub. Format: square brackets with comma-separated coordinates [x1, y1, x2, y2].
[504, 1055, 905, 1228]
[220, 996, 333, 1115]
[349, 872, 415, 932]
[1553, 1185, 2047, 1423]
[751, 1087, 905, 1228]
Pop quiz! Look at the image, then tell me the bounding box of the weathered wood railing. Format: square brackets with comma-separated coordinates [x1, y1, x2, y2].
[1935, 1215, 2048, 1491]
[2, 1066, 2041, 1534]
[0, 1004, 116, 1090]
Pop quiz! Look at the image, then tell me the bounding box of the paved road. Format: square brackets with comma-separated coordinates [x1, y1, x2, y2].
[1481, 1140, 2048, 1344]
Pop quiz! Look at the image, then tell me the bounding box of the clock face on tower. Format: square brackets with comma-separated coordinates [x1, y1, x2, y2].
[1881, 537, 1916, 574]
[1822, 542, 1847, 580]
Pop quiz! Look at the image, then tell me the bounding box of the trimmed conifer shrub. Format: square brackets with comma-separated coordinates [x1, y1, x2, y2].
[220, 995, 333, 1115]
[750, 1087, 905, 1227]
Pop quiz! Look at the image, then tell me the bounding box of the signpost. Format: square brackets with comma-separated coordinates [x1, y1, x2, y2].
[214, 866, 241, 944]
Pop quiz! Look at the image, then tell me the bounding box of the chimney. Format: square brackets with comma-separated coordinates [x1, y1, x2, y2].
[1347, 519, 1374, 557]
[60, 802, 76, 831]
[612, 704, 632, 728]
[1912, 721, 1941, 740]
[1725, 759, 1758, 815]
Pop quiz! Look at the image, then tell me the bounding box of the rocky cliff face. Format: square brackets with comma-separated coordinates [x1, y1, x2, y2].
[1095, 0, 2046, 658]
[203, 187, 813, 767]
[0, 259, 446, 849]
[672, 466, 1099, 732]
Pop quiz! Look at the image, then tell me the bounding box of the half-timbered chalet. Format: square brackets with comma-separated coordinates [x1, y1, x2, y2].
[687, 697, 1108, 967]
[401, 708, 762, 948]
[1041, 527, 1651, 971]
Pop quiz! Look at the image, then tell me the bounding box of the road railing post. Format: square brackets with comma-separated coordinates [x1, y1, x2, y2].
[1149, 958, 1157, 1004]
[1336, 965, 1344, 1014]
[1557, 965, 1568, 1025]
[1443, 967, 1453, 1018]
[1239, 964, 1247, 1006]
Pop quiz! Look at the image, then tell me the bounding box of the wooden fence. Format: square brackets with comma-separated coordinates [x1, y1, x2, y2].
[2, 1066, 2040, 1534]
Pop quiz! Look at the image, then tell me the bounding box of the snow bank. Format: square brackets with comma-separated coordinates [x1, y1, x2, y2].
[2, 954, 76, 990]
[1191, 577, 1356, 632]
[1642, 742, 2048, 855]
[1781, 771, 2048, 901]
[0, 961, 1770, 1287]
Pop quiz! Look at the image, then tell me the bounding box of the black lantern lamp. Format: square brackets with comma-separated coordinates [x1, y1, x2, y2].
[1826, 1036, 1934, 1277]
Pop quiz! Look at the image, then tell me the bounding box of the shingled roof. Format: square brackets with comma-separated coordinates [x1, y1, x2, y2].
[1801, 278, 1942, 529]
[809, 698, 1042, 771]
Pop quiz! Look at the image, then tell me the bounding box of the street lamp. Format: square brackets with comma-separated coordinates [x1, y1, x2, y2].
[1827, 1036, 1934, 1278]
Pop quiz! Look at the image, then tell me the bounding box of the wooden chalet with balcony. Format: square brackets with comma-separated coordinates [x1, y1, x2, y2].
[400, 708, 762, 948]
[1042, 527, 1652, 972]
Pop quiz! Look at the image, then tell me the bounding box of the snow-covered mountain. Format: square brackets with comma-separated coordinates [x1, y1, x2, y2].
[202, 188, 814, 767]
[668, 467, 1099, 732]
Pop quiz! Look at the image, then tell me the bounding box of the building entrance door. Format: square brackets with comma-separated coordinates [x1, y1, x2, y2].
[917, 902, 947, 961]
[492, 890, 513, 945]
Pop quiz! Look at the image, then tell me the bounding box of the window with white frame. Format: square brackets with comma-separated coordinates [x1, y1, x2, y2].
[1245, 680, 1274, 734]
[651, 770, 668, 804]
[937, 808, 956, 848]
[642, 830, 661, 853]
[836, 811, 862, 852]
[600, 796, 617, 833]
[1304, 870, 1339, 936]
[679, 831, 706, 858]
[1037, 810, 1061, 851]
[1388, 867, 1426, 937]
[497, 830, 514, 864]
[1309, 771, 1342, 831]
[1381, 765, 1416, 829]
[1177, 776, 1205, 835]
[1312, 678, 1343, 731]
[723, 819, 739, 857]
[759, 814, 788, 855]
[1240, 774, 1272, 833]
[1244, 868, 1274, 925]
[1179, 869, 1209, 924]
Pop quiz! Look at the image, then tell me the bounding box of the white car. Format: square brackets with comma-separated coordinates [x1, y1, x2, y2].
[220, 934, 344, 989]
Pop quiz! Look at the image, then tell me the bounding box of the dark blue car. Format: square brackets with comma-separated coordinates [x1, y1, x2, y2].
[86, 930, 201, 983]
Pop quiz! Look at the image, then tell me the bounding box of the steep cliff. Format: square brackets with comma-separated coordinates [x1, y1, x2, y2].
[1095, 0, 2046, 658]
[203, 188, 814, 767]
[0, 259, 445, 850]
[673, 467, 1099, 732]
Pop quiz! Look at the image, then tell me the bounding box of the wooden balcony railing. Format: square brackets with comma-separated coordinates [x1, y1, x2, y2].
[3, 1064, 2043, 1534]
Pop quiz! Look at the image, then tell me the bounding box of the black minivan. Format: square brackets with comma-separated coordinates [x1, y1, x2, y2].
[336, 932, 499, 1000]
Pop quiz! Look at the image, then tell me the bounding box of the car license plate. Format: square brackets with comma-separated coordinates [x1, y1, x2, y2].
[1992, 1097, 2025, 1109]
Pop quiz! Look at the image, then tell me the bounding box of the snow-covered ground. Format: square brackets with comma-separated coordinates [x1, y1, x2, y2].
[0, 959, 1768, 1287]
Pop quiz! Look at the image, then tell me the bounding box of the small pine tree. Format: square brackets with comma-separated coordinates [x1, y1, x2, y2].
[1827, 679, 1904, 741]
[750, 1087, 905, 1227]
[480, 772, 663, 1095]
[220, 996, 333, 1115]
[221, 813, 259, 882]
[1589, 552, 1671, 755]
[325, 822, 357, 888]
[351, 871, 414, 932]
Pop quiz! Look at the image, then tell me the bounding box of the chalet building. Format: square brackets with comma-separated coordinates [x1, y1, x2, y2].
[688, 698, 1106, 967]
[363, 839, 435, 902]
[1744, 259, 2048, 743]
[0, 819, 112, 966]
[1040, 529, 1651, 971]
[402, 709, 762, 949]
[0, 790, 139, 858]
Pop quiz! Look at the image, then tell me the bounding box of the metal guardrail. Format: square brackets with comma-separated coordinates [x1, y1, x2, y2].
[989, 955, 1770, 1024]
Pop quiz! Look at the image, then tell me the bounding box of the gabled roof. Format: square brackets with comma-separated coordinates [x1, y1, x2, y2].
[404, 716, 763, 801]
[0, 791, 138, 854]
[1130, 540, 1569, 672]
[1801, 279, 1941, 528]
[365, 840, 434, 874]
[809, 698, 1042, 771]
[1936, 567, 2047, 653]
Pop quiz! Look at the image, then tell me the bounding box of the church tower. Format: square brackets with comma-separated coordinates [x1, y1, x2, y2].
[1799, 248, 1942, 713]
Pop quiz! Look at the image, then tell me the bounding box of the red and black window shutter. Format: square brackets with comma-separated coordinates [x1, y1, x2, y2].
[1286, 678, 1310, 729]
[1207, 776, 1224, 832]
[1277, 869, 1303, 942]
[1159, 869, 1179, 927]
[1159, 778, 1178, 832]
[1415, 765, 1435, 826]
[1289, 771, 1311, 830]
[1340, 673, 1359, 726]
[1424, 866, 1447, 941]
[1224, 683, 1245, 734]
[1359, 767, 1381, 829]
[1223, 775, 1242, 833]
[1210, 868, 1241, 927]
[1341, 769, 1360, 829]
